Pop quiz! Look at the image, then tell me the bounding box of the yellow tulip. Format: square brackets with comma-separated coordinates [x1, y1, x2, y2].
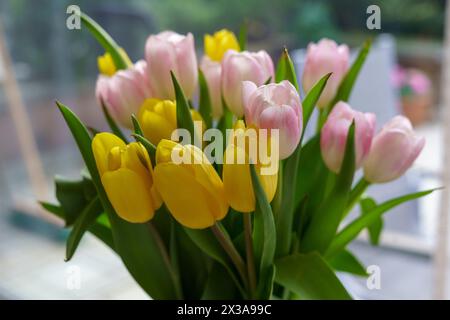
[97, 49, 133, 76]
[204, 29, 240, 61]
[92, 132, 162, 223]
[222, 121, 278, 213]
[138, 98, 204, 146]
[153, 139, 228, 229]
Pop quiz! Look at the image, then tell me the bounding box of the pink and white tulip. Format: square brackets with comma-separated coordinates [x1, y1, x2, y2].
[363, 116, 425, 183]
[145, 31, 198, 100]
[243, 80, 302, 159]
[302, 39, 350, 108]
[222, 50, 274, 117]
[95, 60, 151, 128]
[321, 102, 376, 173]
[200, 56, 223, 119]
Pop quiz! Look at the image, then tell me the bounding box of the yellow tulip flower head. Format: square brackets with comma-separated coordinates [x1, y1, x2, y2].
[97, 49, 133, 76]
[222, 120, 278, 213]
[138, 98, 204, 146]
[153, 139, 228, 229]
[204, 29, 240, 61]
[92, 132, 162, 223]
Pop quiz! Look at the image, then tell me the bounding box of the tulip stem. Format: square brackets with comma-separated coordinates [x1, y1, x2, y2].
[211, 223, 249, 295]
[343, 177, 370, 219]
[244, 214, 257, 298]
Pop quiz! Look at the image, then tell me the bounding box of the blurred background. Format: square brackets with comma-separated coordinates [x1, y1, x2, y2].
[0, 0, 448, 299]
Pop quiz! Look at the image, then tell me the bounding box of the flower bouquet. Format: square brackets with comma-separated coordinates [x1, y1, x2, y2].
[41, 13, 436, 300]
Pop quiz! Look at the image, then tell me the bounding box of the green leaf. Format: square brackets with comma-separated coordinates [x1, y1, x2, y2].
[328, 39, 372, 110]
[100, 101, 128, 143]
[198, 69, 213, 129]
[326, 188, 438, 258]
[39, 201, 65, 220]
[201, 262, 240, 299]
[250, 164, 276, 298]
[131, 114, 143, 136]
[66, 196, 103, 261]
[301, 123, 355, 254]
[274, 48, 299, 90]
[238, 21, 247, 51]
[328, 249, 367, 276]
[132, 133, 156, 166]
[172, 222, 209, 299]
[56, 101, 179, 299]
[302, 73, 332, 127]
[275, 252, 351, 300]
[171, 71, 197, 145]
[275, 51, 286, 83]
[360, 197, 383, 246]
[55, 177, 90, 226]
[88, 216, 115, 251]
[80, 12, 129, 70]
[183, 227, 245, 296]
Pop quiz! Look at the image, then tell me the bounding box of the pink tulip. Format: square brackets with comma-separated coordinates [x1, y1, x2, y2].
[222, 50, 274, 117]
[302, 39, 350, 108]
[145, 31, 198, 100]
[243, 80, 302, 159]
[200, 56, 223, 118]
[95, 60, 151, 128]
[363, 116, 425, 183]
[321, 102, 376, 173]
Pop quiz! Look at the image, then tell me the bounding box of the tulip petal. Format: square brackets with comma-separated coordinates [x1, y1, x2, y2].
[102, 168, 156, 223]
[154, 163, 217, 229]
[92, 133, 126, 176]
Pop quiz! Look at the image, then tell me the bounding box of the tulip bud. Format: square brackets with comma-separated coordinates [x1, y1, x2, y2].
[302, 39, 350, 108]
[97, 49, 132, 76]
[243, 80, 303, 159]
[145, 31, 198, 100]
[363, 116, 425, 183]
[321, 102, 376, 173]
[204, 29, 240, 62]
[95, 60, 152, 128]
[200, 56, 223, 119]
[222, 121, 278, 213]
[92, 133, 162, 223]
[137, 98, 204, 146]
[154, 139, 228, 229]
[222, 50, 274, 117]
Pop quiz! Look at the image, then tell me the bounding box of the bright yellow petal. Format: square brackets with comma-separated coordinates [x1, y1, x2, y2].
[223, 144, 255, 212]
[102, 168, 156, 223]
[154, 163, 216, 229]
[92, 133, 126, 176]
[257, 166, 278, 203]
[97, 52, 116, 76]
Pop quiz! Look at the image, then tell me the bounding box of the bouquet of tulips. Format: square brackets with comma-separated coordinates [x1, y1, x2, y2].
[41, 13, 436, 300]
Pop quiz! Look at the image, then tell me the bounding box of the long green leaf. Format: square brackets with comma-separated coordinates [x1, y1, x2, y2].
[171, 72, 197, 145]
[302, 73, 332, 127]
[66, 196, 102, 261]
[360, 197, 383, 246]
[275, 252, 351, 300]
[327, 39, 372, 111]
[250, 164, 276, 298]
[55, 177, 88, 226]
[238, 21, 247, 51]
[80, 12, 129, 70]
[56, 101, 178, 299]
[131, 114, 143, 136]
[201, 262, 241, 299]
[183, 227, 245, 296]
[301, 123, 355, 254]
[198, 69, 213, 129]
[132, 133, 156, 165]
[326, 188, 438, 258]
[328, 249, 367, 277]
[275, 48, 299, 90]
